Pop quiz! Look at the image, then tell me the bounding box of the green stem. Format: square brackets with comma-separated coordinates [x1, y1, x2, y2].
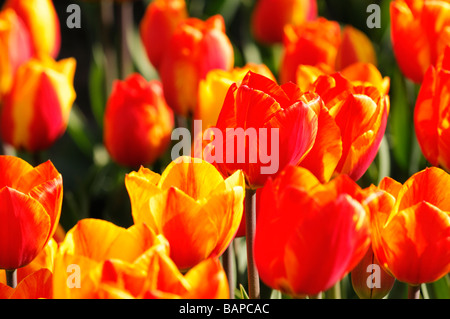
[6, 269, 17, 288]
[408, 285, 421, 299]
[326, 281, 341, 299]
[100, 0, 116, 95]
[245, 188, 260, 299]
[222, 242, 235, 299]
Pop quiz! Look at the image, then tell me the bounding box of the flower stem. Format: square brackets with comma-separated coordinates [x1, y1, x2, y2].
[245, 188, 260, 299]
[6, 269, 17, 289]
[118, 1, 133, 79]
[408, 284, 421, 299]
[222, 242, 235, 299]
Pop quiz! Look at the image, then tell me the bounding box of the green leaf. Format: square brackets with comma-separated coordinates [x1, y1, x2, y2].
[88, 45, 107, 129]
[67, 104, 94, 158]
[426, 275, 450, 299]
[239, 284, 250, 299]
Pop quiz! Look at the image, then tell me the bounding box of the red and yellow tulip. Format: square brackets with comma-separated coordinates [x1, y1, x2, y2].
[300, 72, 390, 182]
[390, 0, 450, 83]
[369, 168, 450, 285]
[0, 8, 32, 98]
[414, 46, 450, 171]
[103, 73, 174, 168]
[0, 156, 63, 270]
[254, 166, 371, 296]
[3, 0, 61, 58]
[0, 57, 76, 152]
[125, 156, 245, 270]
[251, 0, 317, 44]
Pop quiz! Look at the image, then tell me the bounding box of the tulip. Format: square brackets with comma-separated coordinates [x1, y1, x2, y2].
[280, 18, 341, 84]
[196, 63, 275, 129]
[213, 71, 319, 188]
[304, 73, 390, 181]
[370, 168, 450, 285]
[251, 0, 317, 44]
[335, 26, 377, 71]
[390, 0, 450, 83]
[140, 0, 188, 70]
[254, 166, 371, 296]
[414, 46, 450, 171]
[280, 18, 377, 84]
[3, 0, 61, 58]
[125, 156, 245, 270]
[0, 57, 76, 152]
[0, 156, 63, 271]
[103, 73, 174, 168]
[159, 14, 234, 116]
[0, 8, 33, 98]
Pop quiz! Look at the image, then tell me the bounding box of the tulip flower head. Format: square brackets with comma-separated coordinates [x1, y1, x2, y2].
[370, 168, 450, 285]
[103, 73, 174, 168]
[415, 45, 450, 171]
[0, 156, 63, 270]
[0, 57, 76, 152]
[125, 156, 245, 270]
[213, 71, 319, 188]
[390, 0, 450, 83]
[3, 0, 61, 58]
[159, 14, 234, 116]
[254, 165, 371, 296]
[251, 0, 318, 44]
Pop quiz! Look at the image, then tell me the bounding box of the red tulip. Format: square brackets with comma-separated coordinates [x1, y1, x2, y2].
[139, 0, 188, 70]
[254, 166, 371, 296]
[103, 73, 174, 168]
[414, 45, 450, 171]
[251, 0, 317, 44]
[390, 0, 450, 83]
[159, 14, 234, 116]
[213, 71, 319, 188]
[0, 156, 63, 270]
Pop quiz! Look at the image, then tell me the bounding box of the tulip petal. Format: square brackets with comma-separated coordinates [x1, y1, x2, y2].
[0, 155, 33, 189]
[0, 187, 50, 269]
[9, 268, 52, 299]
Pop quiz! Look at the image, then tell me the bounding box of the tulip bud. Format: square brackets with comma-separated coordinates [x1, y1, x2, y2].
[351, 247, 395, 299]
[251, 0, 318, 44]
[1, 57, 76, 152]
[159, 15, 234, 116]
[3, 0, 61, 58]
[140, 0, 188, 70]
[103, 73, 174, 168]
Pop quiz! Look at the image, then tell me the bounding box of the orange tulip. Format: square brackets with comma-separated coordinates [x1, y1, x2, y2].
[0, 156, 62, 270]
[159, 14, 234, 116]
[251, 0, 317, 44]
[213, 71, 319, 188]
[125, 156, 245, 270]
[103, 73, 174, 168]
[370, 168, 450, 285]
[139, 0, 188, 70]
[3, 0, 61, 58]
[52, 218, 229, 299]
[390, 0, 450, 83]
[301, 73, 390, 182]
[280, 18, 377, 84]
[0, 57, 76, 152]
[414, 46, 450, 171]
[0, 8, 32, 98]
[254, 166, 371, 296]
[196, 63, 275, 129]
